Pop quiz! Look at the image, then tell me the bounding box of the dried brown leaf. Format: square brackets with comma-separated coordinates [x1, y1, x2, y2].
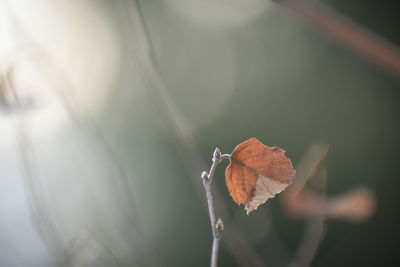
[225, 138, 295, 214]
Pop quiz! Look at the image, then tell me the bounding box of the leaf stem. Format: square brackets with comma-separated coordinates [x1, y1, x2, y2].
[202, 148, 230, 267]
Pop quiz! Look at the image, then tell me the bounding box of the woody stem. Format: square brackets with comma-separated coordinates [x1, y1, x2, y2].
[202, 148, 230, 267]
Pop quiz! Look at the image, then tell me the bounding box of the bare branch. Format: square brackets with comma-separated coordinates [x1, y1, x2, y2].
[123, 1, 267, 266]
[272, 0, 400, 78]
[202, 149, 230, 267]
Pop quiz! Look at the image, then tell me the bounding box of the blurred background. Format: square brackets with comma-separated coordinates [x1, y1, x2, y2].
[0, 0, 399, 266]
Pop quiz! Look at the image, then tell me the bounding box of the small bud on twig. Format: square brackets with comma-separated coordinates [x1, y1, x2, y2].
[213, 147, 221, 161]
[215, 218, 224, 237]
[201, 171, 209, 181]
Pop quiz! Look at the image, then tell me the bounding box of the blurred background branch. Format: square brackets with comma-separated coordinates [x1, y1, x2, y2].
[119, 1, 267, 265]
[273, 0, 400, 78]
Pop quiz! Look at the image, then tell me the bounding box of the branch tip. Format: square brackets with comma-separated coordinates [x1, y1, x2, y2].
[213, 147, 221, 161]
[201, 171, 209, 181]
[215, 218, 224, 235]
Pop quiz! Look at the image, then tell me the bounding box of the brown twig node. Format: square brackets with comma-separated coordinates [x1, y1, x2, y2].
[202, 148, 230, 267]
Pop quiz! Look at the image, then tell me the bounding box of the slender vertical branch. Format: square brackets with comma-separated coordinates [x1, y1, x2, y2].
[4, 69, 65, 265]
[284, 142, 329, 267]
[121, 2, 266, 266]
[272, 0, 400, 78]
[202, 148, 230, 267]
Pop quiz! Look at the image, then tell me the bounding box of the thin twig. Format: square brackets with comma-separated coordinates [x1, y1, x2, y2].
[289, 218, 325, 267]
[122, 1, 267, 266]
[284, 142, 329, 267]
[4, 4, 143, 232]
[290, 166, 327, 267]
[6, 69, 66, 266]
[4, 4, 157, 265]
[272, 0, 400, 78]
[202, 148, 230, 267]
